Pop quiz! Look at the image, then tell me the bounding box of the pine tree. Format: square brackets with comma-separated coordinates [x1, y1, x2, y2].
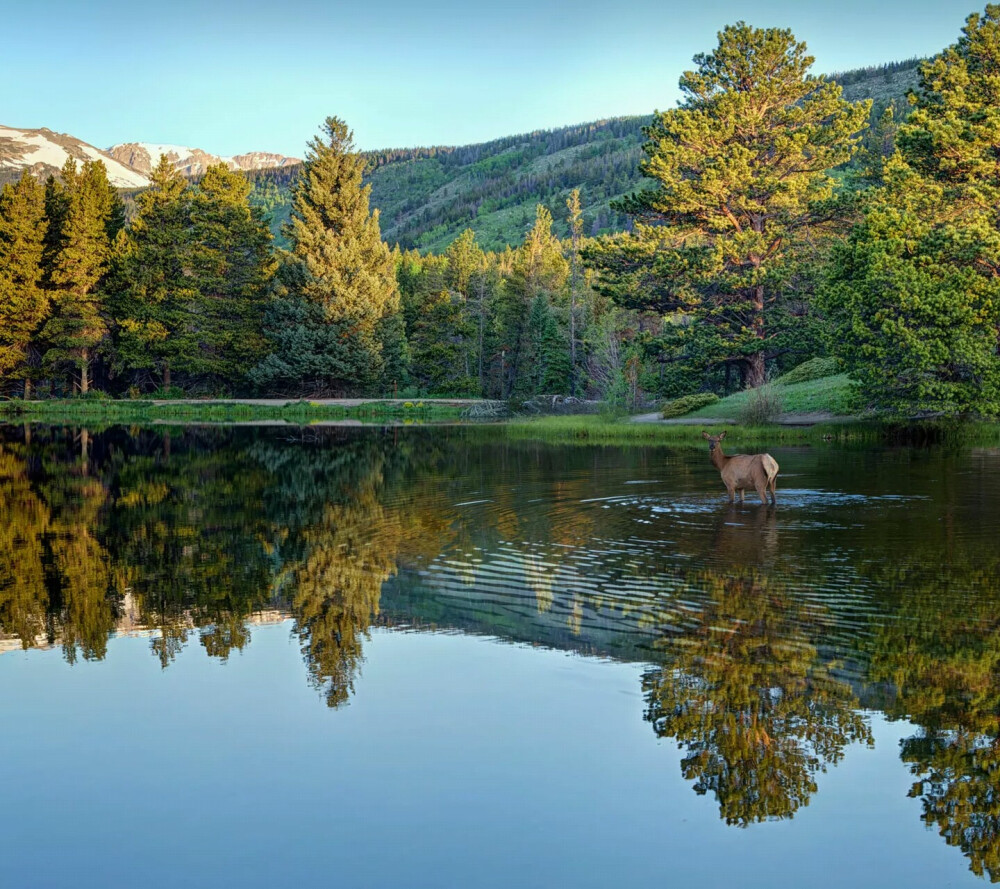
[42, 160, 123, 393]
[500, 206, 569, 397]
[590, 23, 870, 387]
[566, 189, 584, 395]
[107, 155, 192, 391]
[254, 117, 401, 395]
[0, 173, 48, 394]
[187, 164, 275, 388]
[823, 7, 1000, 416]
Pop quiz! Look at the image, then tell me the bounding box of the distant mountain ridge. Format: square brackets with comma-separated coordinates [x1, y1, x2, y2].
[2, 58, 925, 251]
[0, 129, 300, 188]
[106, 142, 301, 177]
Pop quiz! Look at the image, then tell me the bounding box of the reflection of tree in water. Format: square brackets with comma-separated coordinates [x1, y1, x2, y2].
[266, 439, 401, 707]
[0, 434, 51, 646]
[108, 429, 277, 667]
[254, 431, 455, 707]
[867, 543, 1000, 882]
[40, 429, 116, 662]
[0, 428, 117, 661]
[0, 426, 458, 707]
[643, 507, 871, 826]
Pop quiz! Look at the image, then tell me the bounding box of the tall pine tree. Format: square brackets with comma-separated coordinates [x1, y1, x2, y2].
[253, 117, 402, 395]
[0, 173, 48, 395]
[107, 155, 192, 391]
[823, 6, 1000, 416]
[42, 160, 123, 394]
[590, 23, 869, 387]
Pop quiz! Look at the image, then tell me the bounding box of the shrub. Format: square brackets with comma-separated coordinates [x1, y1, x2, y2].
[661, 392, 719, 418]
[737, 384, 784, 425]
[775, 356, 840, 386]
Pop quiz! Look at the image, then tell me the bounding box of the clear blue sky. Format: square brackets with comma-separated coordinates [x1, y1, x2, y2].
[1, 0, 983, 156]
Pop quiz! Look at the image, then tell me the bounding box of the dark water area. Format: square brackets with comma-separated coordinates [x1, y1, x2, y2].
[2, 425, 1000, 887]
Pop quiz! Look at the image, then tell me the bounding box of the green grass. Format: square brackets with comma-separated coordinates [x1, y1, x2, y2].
[687, 374, 856, 419]
[500, 414, 834, 446]
[498, 414, 1000, 448]
[0, 398, 466, 426]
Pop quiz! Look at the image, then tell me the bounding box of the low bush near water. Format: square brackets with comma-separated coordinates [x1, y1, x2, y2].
[661, 392, 719, 418]
[737, 384, 784, 425]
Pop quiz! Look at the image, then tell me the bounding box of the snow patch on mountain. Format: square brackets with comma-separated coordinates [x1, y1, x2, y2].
[0, 126, 149, 188]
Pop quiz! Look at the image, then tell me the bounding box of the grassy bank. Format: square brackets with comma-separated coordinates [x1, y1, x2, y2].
[498, 414, 1000, 448]
[686, 374, 856, 420]
[0, 398, 467, 425]
[499, 415, 837, 446]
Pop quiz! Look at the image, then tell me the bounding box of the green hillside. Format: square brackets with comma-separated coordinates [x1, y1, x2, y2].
[246, 58, 924, 253]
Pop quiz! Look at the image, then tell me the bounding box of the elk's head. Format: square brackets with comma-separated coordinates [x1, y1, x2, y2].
[702, 430, 726, 453]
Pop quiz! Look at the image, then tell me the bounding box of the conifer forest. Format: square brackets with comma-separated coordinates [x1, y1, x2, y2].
[3, 7, 1000, 418]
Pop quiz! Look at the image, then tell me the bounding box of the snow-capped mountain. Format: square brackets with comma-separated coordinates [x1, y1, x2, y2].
[106, 142, 300, 177]
[0, 126, 150, 188]
[0, 125, 301, 189]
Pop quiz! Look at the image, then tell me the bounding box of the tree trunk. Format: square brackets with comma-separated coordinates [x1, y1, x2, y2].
[746, 285, 767, 388]
[80, 354, 89, 395]
[569, 287, 577, 396]
[163, 363, 171, 390]
[24, 378, 31, 400]
[80, 428, 89, 474]
[746, 352, 766, 388]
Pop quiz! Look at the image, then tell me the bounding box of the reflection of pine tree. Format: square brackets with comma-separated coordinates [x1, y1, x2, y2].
[265, 436, 401, 707]
[643, 568, 871, 825]
[866, 541, 1000, 882]
[44, 471, 115, 663]
[0, 438, 50, 645]
[107, 431, 276, 664]
[902, 731, 1000, 882]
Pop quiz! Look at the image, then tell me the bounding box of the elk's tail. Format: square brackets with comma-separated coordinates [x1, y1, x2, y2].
[761, 454, 779, 482]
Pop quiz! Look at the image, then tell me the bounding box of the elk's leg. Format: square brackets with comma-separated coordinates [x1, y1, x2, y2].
[739, 489, 745, 503]
[769, 476, 777, 505]
[757, 482, 768, 505]
[726, 485, 735, 503]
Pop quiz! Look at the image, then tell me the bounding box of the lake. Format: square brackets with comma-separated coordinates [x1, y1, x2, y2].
[2, 424, 999, 888]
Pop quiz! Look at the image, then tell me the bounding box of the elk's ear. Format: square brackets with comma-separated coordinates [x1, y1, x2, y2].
[719, 431, 727, 440]
[701, 431, 710, 440]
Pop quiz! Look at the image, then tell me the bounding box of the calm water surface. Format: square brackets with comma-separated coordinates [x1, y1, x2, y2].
[2, 425, 1000, 888]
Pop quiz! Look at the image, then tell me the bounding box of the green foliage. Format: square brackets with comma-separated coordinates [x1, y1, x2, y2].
[774, 356, 840, 385]
[823, 9, 1000, 418]
[661, 392, 718, 418]
[255, 117, 401, 395]
[0, 173, 47, 390]
[108, 158, 275, 393]
[589, 23, 869, 388]
[736, 383, 784, 425]
[41, 159, 123, 393]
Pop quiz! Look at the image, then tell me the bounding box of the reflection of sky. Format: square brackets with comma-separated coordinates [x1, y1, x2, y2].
[0, 0, 981, 155]
[0, 626, 980, 888]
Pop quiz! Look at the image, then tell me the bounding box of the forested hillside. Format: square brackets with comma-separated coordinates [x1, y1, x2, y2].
[247, 59, 923, 252]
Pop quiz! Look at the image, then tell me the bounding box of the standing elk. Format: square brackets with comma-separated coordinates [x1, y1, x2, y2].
[702, 431, 779, 505]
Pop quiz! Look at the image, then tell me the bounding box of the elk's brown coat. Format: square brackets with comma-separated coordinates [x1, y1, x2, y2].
[702, 431, 779, 505]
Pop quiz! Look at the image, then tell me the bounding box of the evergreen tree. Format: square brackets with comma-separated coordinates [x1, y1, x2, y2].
[41, 160, 123, 393]
[254, 117, 401, 394]
[108, 155, 192, 390]
[0, 173, 48, 394]
[187, 164, 275, 388]
[499, 206, 569, 397]
[823, 7, 1000, 416]
[589, 23, 870, 387]
[566, 189, 584, 395]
